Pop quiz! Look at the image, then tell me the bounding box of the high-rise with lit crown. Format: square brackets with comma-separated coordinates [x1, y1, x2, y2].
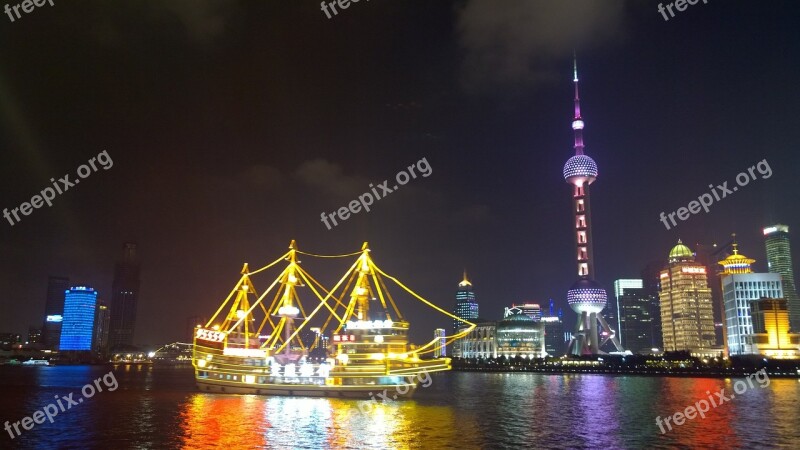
[763, 225, 800, 331]
[563, 57, 622, 355]
[659, 240, 716, 352]
[453, 271, 479, 334]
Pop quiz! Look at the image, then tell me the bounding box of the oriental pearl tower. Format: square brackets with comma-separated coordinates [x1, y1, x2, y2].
[563, 57, 623, 356]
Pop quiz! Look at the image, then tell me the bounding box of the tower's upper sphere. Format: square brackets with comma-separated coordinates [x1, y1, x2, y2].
[563, 154, 598, 182]
[567, 278, 607, 314]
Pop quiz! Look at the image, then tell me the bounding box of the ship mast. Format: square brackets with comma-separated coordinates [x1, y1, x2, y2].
[277, 240, 301, 358]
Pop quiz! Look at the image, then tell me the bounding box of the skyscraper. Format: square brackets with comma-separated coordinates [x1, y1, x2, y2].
[42, 275, 70, 350]
[641, 261, 665, 349]
[617, 286, 653, 354]
[659, 241, 716, 352]
[59, 286, 98, 351]
[453, 271, 479, 334]
[109, 242, 141, 349]
[434, 328, 447, 358]
[613, 279, 654, 353]
[718, 241, 783, 356]
[613, 279, 643, 345]
[93, 301, 111, 356]
[542, 299, 567, 356]
[563, 58, 621, 356]
[763, 225, 800, 331]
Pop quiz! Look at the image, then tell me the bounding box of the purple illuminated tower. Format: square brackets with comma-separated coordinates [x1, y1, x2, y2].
[563, 57, 623, 356]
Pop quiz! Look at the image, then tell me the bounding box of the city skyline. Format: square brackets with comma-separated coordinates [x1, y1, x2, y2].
[1, 2, 799, 346]
[3, 3, 800, 449]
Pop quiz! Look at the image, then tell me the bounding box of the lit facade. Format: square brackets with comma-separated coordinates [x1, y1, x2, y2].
[434, 328, 447, 358]
[59, 286, 98, 351]
[109, 242, 141, 349]
[748, 298, 800, 359]
[718, 242, 783, 356]
[496, 313, 546, 358]
[659, 241, 716, 352]
[542, 300, 567, 355]
[453, 272, 479, 334]
[504, 303, 542, 321]
[763, 225, 800, 331]
[617, 285, 654, 354]
[563, 58, 622, 356]
[454, 321, 496, 359]
[613, 279, 644, 347]
[43, 275, 70, 350]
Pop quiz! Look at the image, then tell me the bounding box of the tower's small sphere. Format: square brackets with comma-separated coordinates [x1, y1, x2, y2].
[567, 278, 607, 314]
[563, 154, 598, 182]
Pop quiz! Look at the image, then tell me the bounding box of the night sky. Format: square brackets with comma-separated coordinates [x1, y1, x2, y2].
[1, 1, 799, 346]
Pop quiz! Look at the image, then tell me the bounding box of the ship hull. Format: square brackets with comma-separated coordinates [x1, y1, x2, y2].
[195, 377, 417, 398]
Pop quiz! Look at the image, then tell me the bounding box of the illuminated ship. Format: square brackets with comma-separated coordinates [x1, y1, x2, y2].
[192, 241, 475, 397]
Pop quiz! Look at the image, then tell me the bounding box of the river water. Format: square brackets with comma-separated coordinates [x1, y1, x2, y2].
[0, 365, 798, 449]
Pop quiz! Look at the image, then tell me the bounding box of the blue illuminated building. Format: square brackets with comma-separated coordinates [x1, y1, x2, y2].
[453, 271, 479, 333]
[59, 286, 98, 351]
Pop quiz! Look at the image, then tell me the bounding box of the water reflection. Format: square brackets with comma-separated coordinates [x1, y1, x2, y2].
[2, 367, 799, 449]
[178, 393, 464, 449]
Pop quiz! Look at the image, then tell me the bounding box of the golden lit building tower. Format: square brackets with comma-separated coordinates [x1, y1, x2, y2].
[563, 57, 622, 356]
[659, 241, 716, 352]
[749, 298, 800, 359]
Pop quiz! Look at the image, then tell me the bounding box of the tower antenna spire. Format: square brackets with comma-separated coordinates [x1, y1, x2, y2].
[573, 50, 578, 82]
[572, 52, 585, 156]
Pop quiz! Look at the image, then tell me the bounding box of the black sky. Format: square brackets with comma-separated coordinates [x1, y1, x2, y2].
[1, 1, 799, 345]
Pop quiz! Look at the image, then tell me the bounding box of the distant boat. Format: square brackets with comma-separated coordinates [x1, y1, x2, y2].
[21, 359, 50, 366]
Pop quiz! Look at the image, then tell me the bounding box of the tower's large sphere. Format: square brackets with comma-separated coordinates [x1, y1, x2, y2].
[563, 154, 598, 183]
[567, 278, 607, 314]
